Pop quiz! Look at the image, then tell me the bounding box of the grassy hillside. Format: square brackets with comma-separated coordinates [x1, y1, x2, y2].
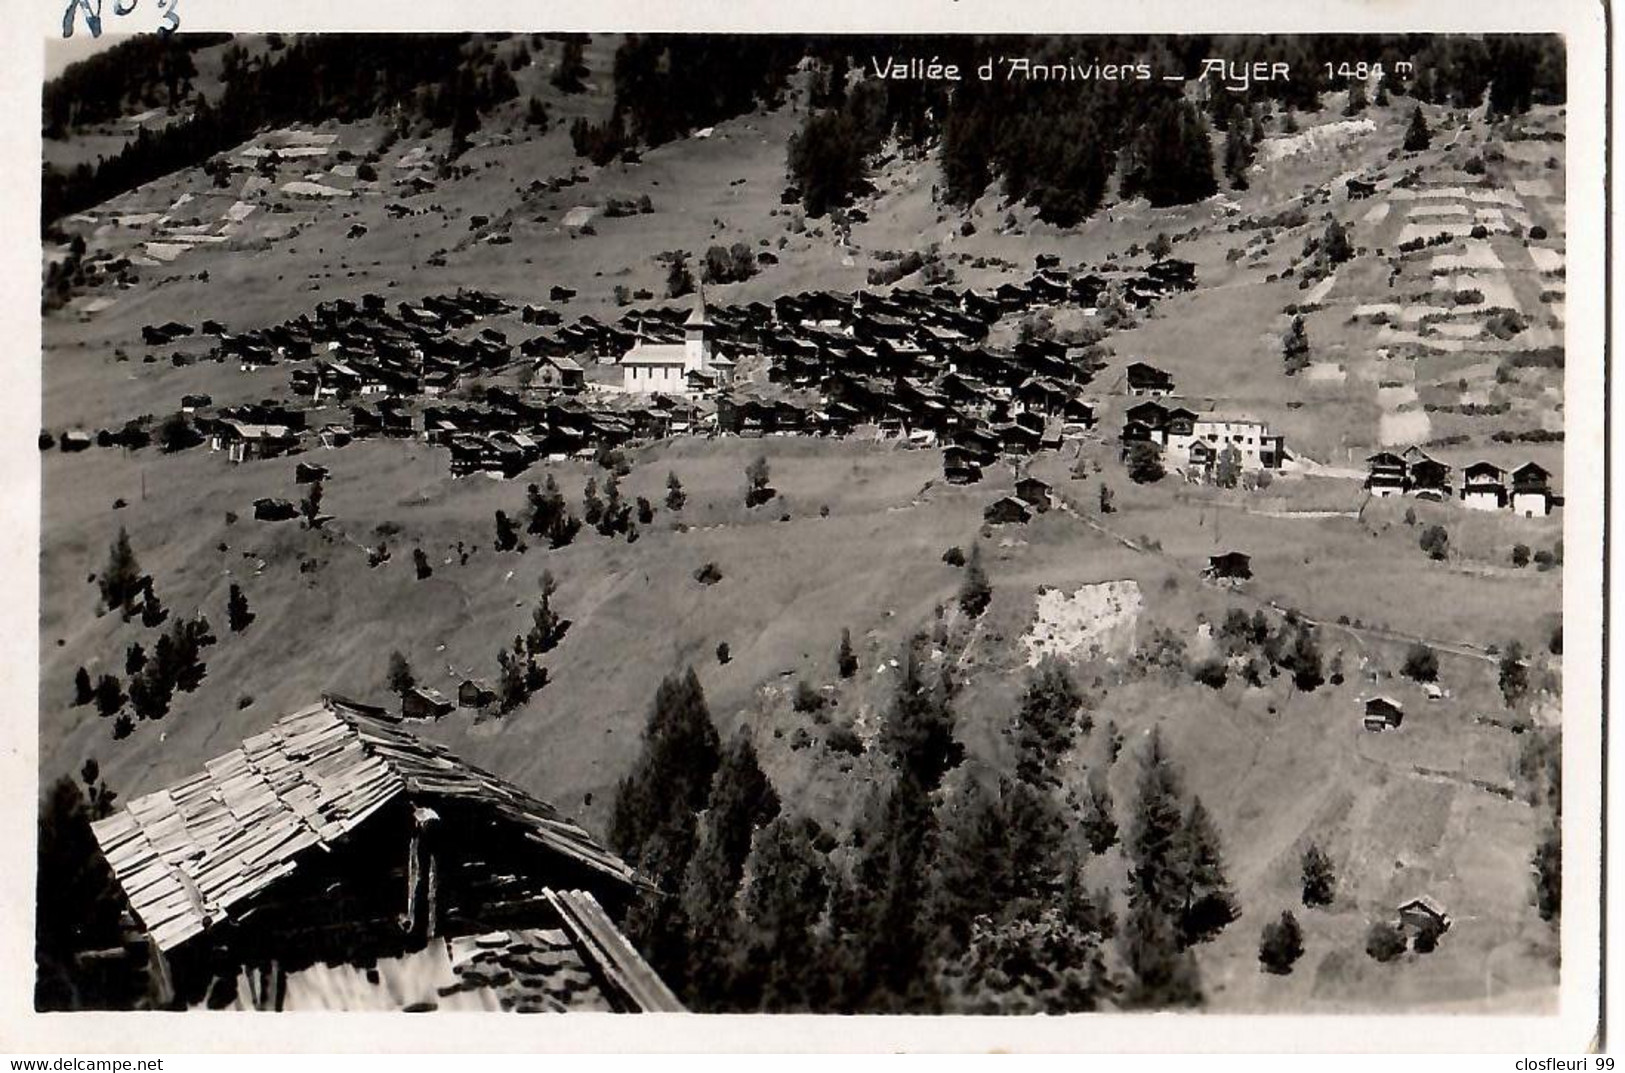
[40, 51, 1566, 1013]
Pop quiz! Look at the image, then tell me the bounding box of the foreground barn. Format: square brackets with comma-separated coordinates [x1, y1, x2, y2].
[89, 697, 680, 1012]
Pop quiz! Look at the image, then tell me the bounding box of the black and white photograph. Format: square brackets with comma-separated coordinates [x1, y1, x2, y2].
[12, 1, 1608, 1052]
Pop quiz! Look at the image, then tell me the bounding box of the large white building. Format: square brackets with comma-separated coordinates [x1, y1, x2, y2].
[620, 292, 733, 395]
[1164, 415, 1284, 472]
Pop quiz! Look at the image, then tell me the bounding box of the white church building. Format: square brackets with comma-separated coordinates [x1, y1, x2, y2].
[620, 292, 734, 395]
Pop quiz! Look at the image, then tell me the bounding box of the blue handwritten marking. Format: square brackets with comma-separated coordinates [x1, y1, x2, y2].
[61, 0, 179, 37]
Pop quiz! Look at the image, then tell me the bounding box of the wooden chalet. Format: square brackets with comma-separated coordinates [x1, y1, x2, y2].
[1365, 452, 1409, 497]
[1204, 551, 1253, 582]
[983, 495, 1032, 525]
[1362, 695, 1405, 732]
[89, 698, 680, 1012]
[1125, 361, 1175, 397]
[1461, 461, 1508, 511]
[1014, 476, 1053, 512]
[401, 685, 455, 721]
[1510, 462, 1556, 517]
[1396, 896, 1451, 937]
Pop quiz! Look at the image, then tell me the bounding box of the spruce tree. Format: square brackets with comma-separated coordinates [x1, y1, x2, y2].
[837, 628, 858, 679]
[610, 668, 722, 861]
[1176, 797, 1239, 944]
[226, 583, 252, 632]
[99, 527, 142, 613]
[124, 643, 145, 677]
[73, 667, 93, 706]
[93, 674, 123, 719]
[386, 650, 414, 695]
[1301, 843, 1337, 907]
[666, 471, 686, 511]
[680, 730, 781, 1008]
[1403, 106, 1432, 151]
[958, 544, 992, 617]
[737, 815, 832, 1011]
[1011, 661, 1086, 785]
[1258, 910, 1305, 974]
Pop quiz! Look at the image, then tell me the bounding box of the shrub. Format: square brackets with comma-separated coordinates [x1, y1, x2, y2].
[1127, 442, 1165, 484]
[695, 562, 723, 585]
[1365, 921, 1407, 962]
[792, 679, 828, 714]
[1512, 543, 1531, 567]
[1192, 658, 1228, 690]
[827, 725, 864, 756]
[716, 642, 731, 664]
[1419, 524, 1450, 561]
[942, 546, 966, 567]
[1401, 643, 1439, 683]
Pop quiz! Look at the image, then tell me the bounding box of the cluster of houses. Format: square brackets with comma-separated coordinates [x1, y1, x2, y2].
[116, 258, 1205, 481]
[1119, 397, 1288, 479]
[1364, 448, 1560, 517]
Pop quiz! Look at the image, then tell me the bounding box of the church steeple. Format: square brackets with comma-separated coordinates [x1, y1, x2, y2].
[683, 285, 712, 373]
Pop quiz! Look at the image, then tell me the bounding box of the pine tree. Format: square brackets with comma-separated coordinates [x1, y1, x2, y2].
[610, 668, 723, 862]
[94, 674, 123, 719]
[1119, 896, 1203, 1009]
[1282, 315, 1311, 374]
[1080, 771, 1119, 854]
[1344, 80, 1369, 116]
[226, 583, 252, 632]
[1258, 910, 1305, 974]
[879, 640, 963, 792]
[413, 547, 433, 580]
[99, 527, 142, 613]
[958, 544, 992, 617]
[680, 730, 781, 1009]
[300, 479, 324, 528]
[1010, 661, 1085, 785]
[1176, 797, 1239, 944]
[582, 477, 603, 527]
[124, 643, 145, 676]
[1289, 625, 1325, 692]
[386, 650, 414, 696]
[1500, 641, 1530, 708]
[837, 628, 858, 679]
[666, 471, 686, 511]
[128, 662, 172, 721]
[666, 252, 695, 299]
[1403, 105, 1431, 151]
[494, 510, 520, 551]
[73, 667, 93, 706]
[737, 815, 832, 1011]
[497, 638, 529, 712]
[1301, 843, 1337, 907]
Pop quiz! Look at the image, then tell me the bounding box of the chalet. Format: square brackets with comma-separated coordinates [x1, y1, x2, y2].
[1015, 476, 1053, 512]
[294, 462, 329, 485]
[1362, 695, 1405, 732]
[1396, 896, 1451, 937]
[1204, 551, 1252, 582]
[88, 698, 681, 1012]
[996, 422, 1042, 455]
[1461, 461, 1508, 511]
[533, 355, 586, 393]
[1126, 362, 1175, 397]
[1404, 448, 1452, 499]
[943, 446, 983, 485]
[1014, 377, 1073, 417]
[1365, 452, 1409, 497]
[180, 393, 212, 414]
[983, 496, 1032, 525]
[212, 420, 298, 464]
[252, 497, 299, 522]
[401, 685, 455, 721]
[1510, 462, 1555, 517]
[60, 429, 92, 452]
[458, 679, 496, 709]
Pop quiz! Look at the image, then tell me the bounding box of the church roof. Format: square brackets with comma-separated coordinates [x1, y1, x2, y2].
[621, 341, 688, 366]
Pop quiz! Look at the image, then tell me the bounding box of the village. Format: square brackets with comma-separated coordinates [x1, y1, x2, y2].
[33, 30, 1573, 1022]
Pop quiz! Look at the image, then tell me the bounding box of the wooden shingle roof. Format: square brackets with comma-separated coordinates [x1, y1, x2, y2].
[91, 699, 638, 952]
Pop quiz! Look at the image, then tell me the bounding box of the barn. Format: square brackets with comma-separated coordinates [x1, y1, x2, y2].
[88, 697, 680, 1012]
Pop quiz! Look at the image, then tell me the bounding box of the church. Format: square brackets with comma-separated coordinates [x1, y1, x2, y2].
[620, 291, 734, 395]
